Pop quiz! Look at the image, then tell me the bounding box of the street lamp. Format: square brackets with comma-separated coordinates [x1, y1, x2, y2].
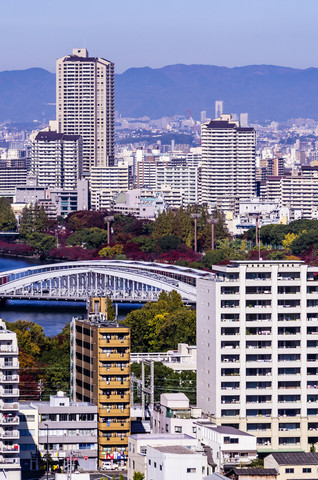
[44, 423, 49, 480]
[190, 213, 200, 253]
[207, 218, 219, 250]
[104, 216, 114, 245]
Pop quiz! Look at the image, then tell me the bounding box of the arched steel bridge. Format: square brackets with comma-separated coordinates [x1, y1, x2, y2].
[0, 260, 214, 303]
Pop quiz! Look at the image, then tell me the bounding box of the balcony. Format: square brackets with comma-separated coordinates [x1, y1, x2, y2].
[99, 380, 130, 389]
[99, 339, 130, 348]
[99, 367, 129, 376]
[0, 346, 18, 355]
[99, 436, 128, 446]
[0, 444, 19, 453]
[100, 353, 129, 362]
[99, 421, 130, 431]
[99, 394, 130, 403]
[98, 408, 130, 417]
[0, 457, 20, 466]
[0, 389, 19, 398]
[0, 375, 19, 383]
[0, 416, 19, 425]
[1, 403, 18, 411]
[2, 431, 19, 439]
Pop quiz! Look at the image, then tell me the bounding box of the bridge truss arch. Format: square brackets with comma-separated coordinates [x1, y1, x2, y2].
[0, 260, 214, 303]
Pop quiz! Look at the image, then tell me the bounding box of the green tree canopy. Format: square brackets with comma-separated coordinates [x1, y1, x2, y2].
[66, 227, 107, 249]
[123, 291, 195, 352]
[19, 203, 48, 238]
[0, 198, 17, 231]
[106, 297, 116, 322]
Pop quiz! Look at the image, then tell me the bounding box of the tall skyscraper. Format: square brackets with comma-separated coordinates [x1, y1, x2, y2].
[56, 48, 114, 174]
[201, 114, 256, 211]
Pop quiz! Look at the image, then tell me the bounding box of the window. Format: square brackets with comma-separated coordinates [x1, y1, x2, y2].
[160, 465, 162, 471]
[154, 462, 157, 468]
[224, 437, 239, 444]
[285, 468, 294, 473]
[148, 460, 151, 465]
[175, 426, 182, 433]
[187, 468, 196, 473]
[303, 468, 312, 473]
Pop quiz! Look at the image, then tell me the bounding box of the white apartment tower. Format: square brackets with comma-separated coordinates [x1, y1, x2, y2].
[197, 260, 318, 453]
[201, 114, 256, 212]
[0, 319, 20, 479]
[215, 101, 223, 119]
[56, 48, 114, 173]
[31, 131, 82, 190]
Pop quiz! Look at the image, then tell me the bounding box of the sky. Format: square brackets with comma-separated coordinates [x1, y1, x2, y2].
[1, 0, 318, 73]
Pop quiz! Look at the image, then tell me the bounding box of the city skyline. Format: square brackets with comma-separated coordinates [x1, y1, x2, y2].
[1, 0, 318, 73]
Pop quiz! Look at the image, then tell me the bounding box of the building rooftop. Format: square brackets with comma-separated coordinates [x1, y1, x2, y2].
[154, 445, 196, 455]
[269, 451, 318, 465]
[229, 468, 277, 476]
[161, 393, 189, 402]
[130, 433, 195, 440]
[35, 131, 81, 142]
[75, 314, 128, 329]
[196, 422, 253, 437]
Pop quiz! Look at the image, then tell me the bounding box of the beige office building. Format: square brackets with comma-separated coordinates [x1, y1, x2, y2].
[56, 48, 114, 173]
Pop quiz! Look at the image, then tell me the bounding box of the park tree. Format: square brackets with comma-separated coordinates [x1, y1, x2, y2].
[0, 198, 17, 231]
[158, 234, 182, 252]
[67, 227, 107, 249]
[123, 291, 196, 352]
[66, 210, 106, 231]
[106, 297, 116, 322]
[19, 203, 48, 238]
[26, 232, 56, 255]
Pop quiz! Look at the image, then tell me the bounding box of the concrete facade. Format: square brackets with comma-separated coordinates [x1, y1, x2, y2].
[56, 48, 114, 172]
[197, 260, 318, 453]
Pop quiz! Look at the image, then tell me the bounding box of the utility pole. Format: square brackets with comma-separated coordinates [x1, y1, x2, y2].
[208, 217, 219, 250]
[191, 213, 200, 252]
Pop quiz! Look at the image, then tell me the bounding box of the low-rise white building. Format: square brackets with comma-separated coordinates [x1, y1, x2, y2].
[195, 423, 257, 472]
[127, 433, 198, 480]
[146, 444, 207, 480]
[152, 394, 202, 437]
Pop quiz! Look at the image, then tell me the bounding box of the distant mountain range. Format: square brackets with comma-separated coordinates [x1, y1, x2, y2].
[1, 64, 318, 124]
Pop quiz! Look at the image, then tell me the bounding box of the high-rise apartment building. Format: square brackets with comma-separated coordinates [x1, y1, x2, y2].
[31, 131, 82, 190]
[0, 319, 20, 479]
[201, 114, 256, 212]
[215, 101, 223, 119]
[56, 48, 114, 173]
[197, 260, 318, 453]
[89, 165, 129, 210]
[71, 298, 130, 469]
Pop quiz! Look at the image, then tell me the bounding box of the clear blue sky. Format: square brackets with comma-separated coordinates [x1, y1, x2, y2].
[1, 0, 317, 73]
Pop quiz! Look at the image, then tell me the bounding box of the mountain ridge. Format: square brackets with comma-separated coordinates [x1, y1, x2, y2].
[0, 64, 318, 123]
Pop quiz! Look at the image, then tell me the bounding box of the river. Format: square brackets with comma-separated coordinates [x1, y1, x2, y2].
[0, 256, 141, 336]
